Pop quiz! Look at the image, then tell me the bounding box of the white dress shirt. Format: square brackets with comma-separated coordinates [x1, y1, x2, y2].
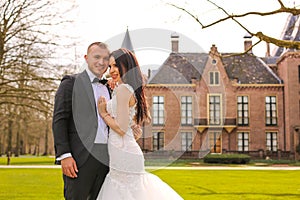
[86, 68, 110, 144]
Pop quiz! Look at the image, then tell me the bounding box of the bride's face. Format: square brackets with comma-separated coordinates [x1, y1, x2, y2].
[109, 57, 121, 83]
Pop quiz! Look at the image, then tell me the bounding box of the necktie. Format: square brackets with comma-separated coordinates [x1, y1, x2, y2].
[93, 78, 108, 84]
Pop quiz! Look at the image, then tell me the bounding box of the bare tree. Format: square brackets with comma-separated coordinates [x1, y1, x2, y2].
[0, 0, 78, 157]
[169, 0, 300, 51]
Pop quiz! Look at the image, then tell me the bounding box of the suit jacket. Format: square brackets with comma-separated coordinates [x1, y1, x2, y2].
[52, 70, 110, 167]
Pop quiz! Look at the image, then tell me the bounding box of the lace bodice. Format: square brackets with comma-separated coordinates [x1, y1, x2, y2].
[106, 84, 136, 128]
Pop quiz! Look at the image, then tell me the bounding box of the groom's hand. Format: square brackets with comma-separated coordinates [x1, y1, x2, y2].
[132, 124, 142, 140]
[61, 157, 78, 178]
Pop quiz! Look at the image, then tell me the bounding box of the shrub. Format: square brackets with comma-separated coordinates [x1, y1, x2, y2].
[203, 154, 250, 164]
[296, 144, 300, 154]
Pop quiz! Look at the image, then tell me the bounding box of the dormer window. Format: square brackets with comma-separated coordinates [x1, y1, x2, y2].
[209, 71, 220, 85]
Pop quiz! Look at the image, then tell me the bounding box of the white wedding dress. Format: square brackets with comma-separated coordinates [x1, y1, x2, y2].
[97, 84, 183, 200]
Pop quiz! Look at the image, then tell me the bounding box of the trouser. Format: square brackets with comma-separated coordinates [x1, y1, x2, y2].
[63, 144, 109, 200]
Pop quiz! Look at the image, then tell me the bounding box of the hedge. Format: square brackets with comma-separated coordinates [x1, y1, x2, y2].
[203, 154, 251, 164]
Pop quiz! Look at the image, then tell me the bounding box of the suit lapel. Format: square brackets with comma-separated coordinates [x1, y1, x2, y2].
[78, 70, 112, 116]
[79, 70, 96, 113]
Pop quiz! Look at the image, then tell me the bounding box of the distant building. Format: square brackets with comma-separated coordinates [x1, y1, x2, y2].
[121, 27, 134, 53]
[123, 15, 300, 160]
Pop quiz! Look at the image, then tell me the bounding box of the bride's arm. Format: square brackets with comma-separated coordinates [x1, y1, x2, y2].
[98, 85, 131, 136]
[98, 106, 125, 136]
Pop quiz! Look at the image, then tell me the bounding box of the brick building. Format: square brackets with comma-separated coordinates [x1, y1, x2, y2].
[124, 15, 300, 160]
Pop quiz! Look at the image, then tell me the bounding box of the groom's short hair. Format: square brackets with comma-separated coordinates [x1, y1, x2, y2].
[87, 42, 109, 54]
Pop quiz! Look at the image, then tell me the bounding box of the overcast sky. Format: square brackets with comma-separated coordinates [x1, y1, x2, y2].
[69, 0, 298, 73]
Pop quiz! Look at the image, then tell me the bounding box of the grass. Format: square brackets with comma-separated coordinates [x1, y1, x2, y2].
[0, 155, 299, 166]
[154, 170, 300, 200]
[0, 168, 300, 200]
[1, 156, 300, 199]
[0, 156, 55, 165]
[0, 168, 63, 200]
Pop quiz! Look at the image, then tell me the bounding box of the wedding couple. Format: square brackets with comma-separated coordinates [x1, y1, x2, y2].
[52, 42, 183, 200]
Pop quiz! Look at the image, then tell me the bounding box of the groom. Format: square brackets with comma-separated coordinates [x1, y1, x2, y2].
[52, 42, 111, 200]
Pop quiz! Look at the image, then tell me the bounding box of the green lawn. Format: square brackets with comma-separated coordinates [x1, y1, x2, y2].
[0, 156, 299, 167]
[1, 156, 199, 166]
[0, 156, 55, 165]
[0, 168, 300, 200]
[0, 156, 220, 167]
[154, 170, 300, 200]
[0, 168, 63, 200]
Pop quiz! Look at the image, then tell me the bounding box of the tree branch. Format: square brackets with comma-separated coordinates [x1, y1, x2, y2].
[169, 0, 300, 50]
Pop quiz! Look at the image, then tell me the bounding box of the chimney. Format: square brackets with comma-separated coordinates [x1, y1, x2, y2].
[243, 33, 252, 53]
[148, 68, 151, 79]
[171, 32, 179, 53]
[265, 42, 270, 57]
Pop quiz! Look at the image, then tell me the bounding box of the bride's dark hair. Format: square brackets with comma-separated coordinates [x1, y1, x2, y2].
[110, 48, 150, 124]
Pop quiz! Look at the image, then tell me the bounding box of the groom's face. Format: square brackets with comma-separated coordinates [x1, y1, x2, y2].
[85, 45, 110, 78]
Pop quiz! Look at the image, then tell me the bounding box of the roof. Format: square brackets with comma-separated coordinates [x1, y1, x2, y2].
[121, 28, 134, 53]
[273, 14, 300, 57]
[148, 52, 282, 85]
[222, 53, 282, 84]
[148, 53, 208, 84]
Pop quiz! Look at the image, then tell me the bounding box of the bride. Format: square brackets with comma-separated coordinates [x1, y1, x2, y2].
[96, 48, 183, 200]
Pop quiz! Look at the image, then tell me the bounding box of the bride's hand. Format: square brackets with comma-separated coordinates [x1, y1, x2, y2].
[98, 96, 107, 116]
[107, 79, 118, 90]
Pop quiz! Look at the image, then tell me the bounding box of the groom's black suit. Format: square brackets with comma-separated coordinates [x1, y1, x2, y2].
[52, 70, 110, 200]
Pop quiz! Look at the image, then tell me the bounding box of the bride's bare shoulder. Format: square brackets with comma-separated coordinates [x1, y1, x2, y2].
[115, 84, 136, 106]
[115, 84, 133, 94]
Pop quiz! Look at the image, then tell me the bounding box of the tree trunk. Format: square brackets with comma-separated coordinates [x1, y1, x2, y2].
[0, 133, 3, 156]
[7, 120, 13, 155]
[36, 143, 40, 156]
[43, 115, 49, 155]
[14, 106, 22, 157]
[23, 119, 28, 154]
[28, 144, 31, 154]
[15, 130, 20, 157]
[33, 145, 36, 155]
[20, 140, 24, 155]
[7, 151, 11, 165]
